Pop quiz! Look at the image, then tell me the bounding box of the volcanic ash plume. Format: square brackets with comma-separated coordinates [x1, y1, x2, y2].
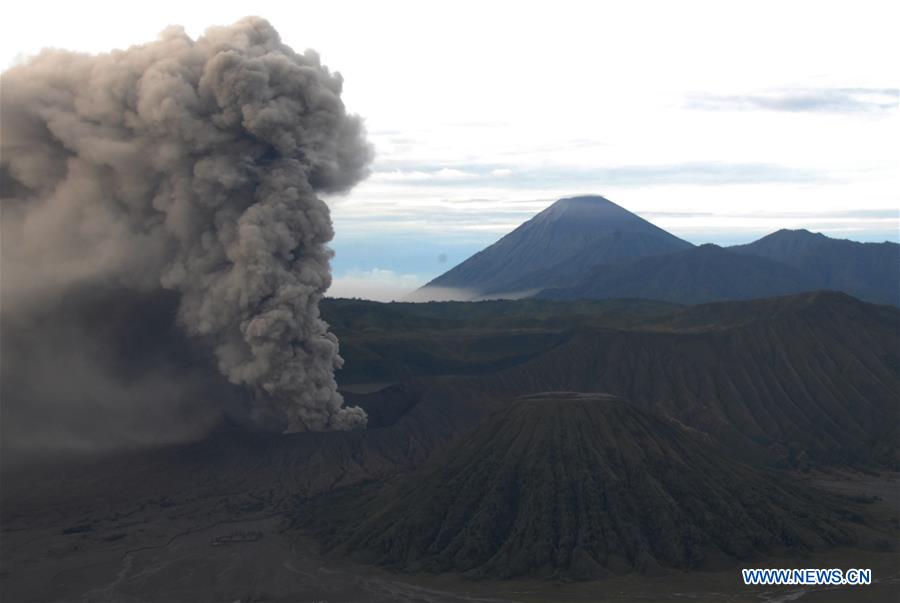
[0, 17, 372, 439]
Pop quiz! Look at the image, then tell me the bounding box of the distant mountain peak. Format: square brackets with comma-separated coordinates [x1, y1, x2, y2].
[539, 194, 641, 223]
[418, 194, 693, 299]
[555, 194, 614, 204]
[728, 230, 900, 305]
[548, 194, 617, 209]
[766, 228, 826, 239]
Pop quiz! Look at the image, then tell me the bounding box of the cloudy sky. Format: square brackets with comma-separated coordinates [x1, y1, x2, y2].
[4, 0, 897, 300]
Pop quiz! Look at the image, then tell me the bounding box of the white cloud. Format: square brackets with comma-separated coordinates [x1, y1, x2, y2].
[371, 170, 434, 182]
[372, 168, 479, 182]
[5, 0, 897, 259]
[434, 168, 478, 181]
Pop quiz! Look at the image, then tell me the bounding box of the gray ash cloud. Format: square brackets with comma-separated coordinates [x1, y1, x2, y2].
[1, 17, 372, 454]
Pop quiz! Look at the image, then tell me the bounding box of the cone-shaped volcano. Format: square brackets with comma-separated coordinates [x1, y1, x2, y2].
[309, 393, 852, 579]
[419, 195, 692, 297]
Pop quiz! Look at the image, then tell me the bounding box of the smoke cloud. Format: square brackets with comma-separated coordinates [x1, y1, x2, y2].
[1, 17, 372, 453]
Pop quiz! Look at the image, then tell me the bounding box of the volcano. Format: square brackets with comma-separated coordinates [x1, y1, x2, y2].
[418, 195, 692, 298]
[307, 392, 852, 579]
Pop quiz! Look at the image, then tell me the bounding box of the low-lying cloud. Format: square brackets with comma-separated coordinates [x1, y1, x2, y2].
[328, 268, 423, 302]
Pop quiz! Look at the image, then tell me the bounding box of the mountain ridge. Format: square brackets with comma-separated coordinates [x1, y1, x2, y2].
[538, 243, 821, 304]
[730, 228, 900, 305]
[420, 195, 898, 305]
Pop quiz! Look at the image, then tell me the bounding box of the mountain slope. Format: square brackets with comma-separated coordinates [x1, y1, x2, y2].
[420, 195, 692, 297]
[466, 292, 900, 466]
[328, 292, 898, 468]
[9, 293, 894, 535]
[308, 393, 852, 579]
[538, 244, 820, 304]
[322, 297, 680, 384]
[730, 229, 900, 305]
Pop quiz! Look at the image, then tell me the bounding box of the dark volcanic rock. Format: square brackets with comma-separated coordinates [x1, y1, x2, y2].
[307, 393, 852, 579]
[468, 292, 900, 467]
